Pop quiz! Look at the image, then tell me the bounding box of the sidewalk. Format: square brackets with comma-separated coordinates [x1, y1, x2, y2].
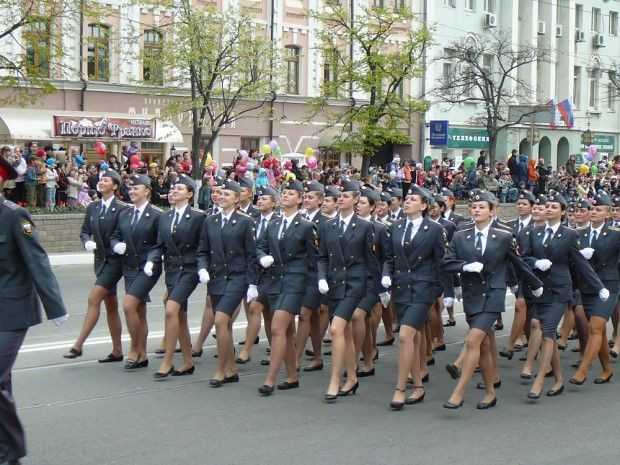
[49, 253, 93, 266]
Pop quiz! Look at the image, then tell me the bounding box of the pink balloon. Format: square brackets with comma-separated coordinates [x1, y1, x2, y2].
[211, 161, 218, 172]
[94, 141, 106, 155]
[130, 164, 138, 170]
[130, 155, 140, 164]
[588, 145, 597, 157]
[306, 156, 317, 169]
[236, 164, 247, 176]
[138, 161, 145, 168]
[239, 149, 248, 158]
[269, 139, 278, 150]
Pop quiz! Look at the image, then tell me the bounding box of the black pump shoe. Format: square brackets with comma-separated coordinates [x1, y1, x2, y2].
[153, 367, 174, 380]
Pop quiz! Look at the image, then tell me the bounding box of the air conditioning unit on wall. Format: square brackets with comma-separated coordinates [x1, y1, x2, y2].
[593, 33, 605, 47]
[484, 13, 497, 28]
[575, 29, 585, 42]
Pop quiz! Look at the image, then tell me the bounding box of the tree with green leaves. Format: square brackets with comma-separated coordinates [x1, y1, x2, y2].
[0, 0, 88, 106]
[309, 4, 430, 175]
[135, 1, 277, 179]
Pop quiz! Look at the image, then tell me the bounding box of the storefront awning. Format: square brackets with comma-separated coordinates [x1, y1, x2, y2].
[0, 108, 183, 144]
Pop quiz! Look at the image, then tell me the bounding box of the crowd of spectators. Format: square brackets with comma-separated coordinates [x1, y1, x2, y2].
[2, 142, 619, 211]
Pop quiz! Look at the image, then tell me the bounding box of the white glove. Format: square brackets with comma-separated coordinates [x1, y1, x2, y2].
[599, 288, 610, 302]
[259, 255, 274, 269]
[246, 284, 258, 303]
[318, 279, 329, 295]
[534, 259, 552, 271]
[381, 276, 392, 289]
[198, 268, 210, 284]
[84, 240, 97, 252]
[462, 262, 483, 273]
[532, 287, 543, 297]
[510, 285, 519, 295]
[455, 286, 462, 301]
[52, 315, 68, 326]
[443, 297, 454, 308]
[379, 292, 390, 307]
[143, 261, 154, 277]
[113, 242, 126, 255]
[580, 247, 594, 260]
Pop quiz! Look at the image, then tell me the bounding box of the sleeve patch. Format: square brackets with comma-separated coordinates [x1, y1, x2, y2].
[21, 219, 33, 235]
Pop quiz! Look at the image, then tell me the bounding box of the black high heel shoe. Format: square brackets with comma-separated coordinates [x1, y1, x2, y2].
[153, 366, 174, 380]
[258, 384, 274, 396]
[546, 385, 564, 396]
[390, 388, 405, 410]
[476, 397, 497, 410]
[569, 376, 586, 385]
[125, 359, 149, 369]
[527, 390, 541, 400]
[171, 365, 195, 376]
[338, 381, 359, 396]
[443, 399, 464, 409]
[499, 348, 514, 360]
[405, 386, 425, 405]
[324, 392, 338, 403]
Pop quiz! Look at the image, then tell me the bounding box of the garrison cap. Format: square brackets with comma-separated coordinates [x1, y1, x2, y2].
[213, 176, 226, 187]
[340, 177, 360, 193]
[379, 191, 392, 203]
[222, 179, 241, 193]
[535, 194, 549, 205]
[434, 194, 447, 207]
[283, 179, 304, 193]
[388, 187, 403, 199]
[470, 189, 496, 203]
[175, 173, 197, 190]
[324, 185, 340, 199]
[441, 187, 455, 197]
[101, 169, 121, 184]
[303, 180, 325, 193]
[517, 190, 536, 203]
[257, 186, 278, 198]
[592, 192, 612, 207]
[547, 191, 567, 208]
[129, 174, 151, 187]
[0, 155, 18, 180]
[406, 184, 432, 201]
[613, 196, 620, 208]
[359, 184, 380, 201]
[238, 177, 254, 191]
[575, 198, 592, 209]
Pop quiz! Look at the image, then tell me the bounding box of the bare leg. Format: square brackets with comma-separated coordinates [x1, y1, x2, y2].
[573, 305, 589, 356]
[558, 308, 575, 348]
[447, 329, 487, 404]
[192, 296, 214, 353]
[523, 319, 543, 376]
[506, 298, 527, 350]
[326, 317, 348, 396]
[177, 310, 193, 370]
[158, 300, 183, 373]
[123, 295, 143, 361]
[213, 312, 233, 380]
[392, 325, 418, 405]
[488, 333, 500, 383]
[263, 310, 295, 387]
[70, 285, 112, 353]
[238, 300, 265, 362]
[478, 335, 496, 402]
[103, 293, 123, 357]
[351, 308, 366, 363]
[342, 323, 358, 390]
[295, 307, 313, 366]
[530, 336, 558, 395]
[379, 302, 394, 343]
[573, 316, 610, 381]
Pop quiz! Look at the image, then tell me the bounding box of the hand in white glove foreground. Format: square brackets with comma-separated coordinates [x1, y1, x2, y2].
[455, 287, 462, 301]
[381, 276, 392, 289]
[443, 297, 454, 308]
[259, 255, 274, 269]
[246, 284, 258, 303]
[113, 242, 126, 255]
[143, 261, 154, 277]
[52, 315, 68, 326]
[462, 262, 483, 273]
[379, 292, 390, 308]
[599, 288, 610, 302]
[534, 259, 552, 271]
[318, 279, 329, 295]
[579, 248, 594, 260]
[532, 287, 544, 297]
[510, 285, 519, 295]
[198, 269, 210, 284]
[84, 240, 97, 252]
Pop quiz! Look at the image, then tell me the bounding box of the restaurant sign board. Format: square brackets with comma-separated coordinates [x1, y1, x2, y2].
[53, 115, 156, 140]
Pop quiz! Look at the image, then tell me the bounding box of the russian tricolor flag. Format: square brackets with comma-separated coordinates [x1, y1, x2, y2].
[547, 99, 559, 130]
[557, 99, 574, 129]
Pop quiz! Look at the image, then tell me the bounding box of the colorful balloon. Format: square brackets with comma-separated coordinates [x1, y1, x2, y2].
[283, 160, 292, 170]
[205, 152, 213, 167]
[579, 164, 590, 175]
[262, 144, 272, 154]
[306, 156, 318, 169]
[463, 156, 475, 170]
[269, 140, 278, 150]
[590, 165, 598, 174]
[285, 172, 296, 181]
[273, 146, 282, 156]
[304, 147, 314, 157]
[588, 145, 598, 157]
[94, 141, 107, 156]
[239, 149, 248, 159]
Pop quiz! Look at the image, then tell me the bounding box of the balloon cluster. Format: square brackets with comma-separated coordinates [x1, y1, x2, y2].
[129, 154, 144, 170]
[204, 152, 218, 173]
[261, 140, 282, 157]
[585, 145, 597, 162]
[127, 141, 139, 157]
[304, 147, 317, 169]
[94, 140, 107, 156]
[262, 157, 281, 186]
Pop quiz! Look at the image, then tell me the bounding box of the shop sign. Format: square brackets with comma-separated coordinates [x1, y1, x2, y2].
[429, 120, 449, 146]
[447, 127, 490, 149]
[580, 134, 615, 154]
[53, 115, 156, 140]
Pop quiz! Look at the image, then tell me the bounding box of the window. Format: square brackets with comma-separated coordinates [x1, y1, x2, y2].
[24, 19, 50, 78]
[465, 0, 475, 11]
[240, 137, 260, 152]
[483, 0, 495, 14]
[482, 54, 493, 75]
[573, 66, 581, 109]
[87, 24, 110, 81]
[323, 49, 339, 97]
[373, 0, 385, 7]
[320, 147, 340, 168]
[394, 0, 405, 8]
[589, 65, 601, 110]
[143, 30, 163, 85]
[610, 12, 618, 36]
[285, 45, 300, 95]
[608, 83, 616, 111]
[591, 8, 601, 32]
[442, 48, 454, 87]
[575, 4, 583, 29]
[444, 0, 456, 7]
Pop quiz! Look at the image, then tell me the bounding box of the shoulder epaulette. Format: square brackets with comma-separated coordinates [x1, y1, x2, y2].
[1, 198, 20, 211]
[150, 205, 163, 212]
[116, 199, 128, 206]
[236, 210, 252, 219]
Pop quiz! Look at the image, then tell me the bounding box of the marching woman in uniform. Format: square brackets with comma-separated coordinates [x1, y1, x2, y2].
[197, 180, 257, 387]
[354, 185, 390, 378]
[570, 192, 618, 385]
[145, 174, 204, 378]
[441, 190, 543, 409]
[64, 169, 127, 362]
[317, 178, 383, 402]
[383, 186, 445, 410]
[256, 179, 318, 395]
[521, 192, 606, 399]
[110, 174, 162, 369]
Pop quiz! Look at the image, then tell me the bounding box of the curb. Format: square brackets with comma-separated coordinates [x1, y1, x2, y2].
[49, 253, 93, 266]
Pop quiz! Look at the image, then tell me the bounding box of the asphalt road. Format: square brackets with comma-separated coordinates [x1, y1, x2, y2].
[13, 265, 620, 465]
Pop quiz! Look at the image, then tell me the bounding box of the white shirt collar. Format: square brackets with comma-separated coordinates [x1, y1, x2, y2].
[443, 209, 452, 220]
[306, 209, 319, 221]
[406, 216, 424, 229]
[339, 211, 355, 227]
[101, 196, 114, 209]
[260, 212, 274, 222]
[221, 208, 234, 222]
[591, 223, 604, 235]
[239, 203, 251, 214]
[325, 212, 338, 219]
[474, 223, 492, 237]
[362, 214, 372, 222]
[519, 215, 532, 227]
[282, 211, 298, 224]
[390, 207, 401, 217]
[545, 222, 561, 235]
[133, 201, 148, 215]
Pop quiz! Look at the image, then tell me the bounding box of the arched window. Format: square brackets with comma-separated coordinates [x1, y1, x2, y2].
[24, 19, 50, 77]
[285, 45, 300, 95]
[143, 29, 163, 85]
[87, 24, 110, 81]
[588, 59, 601, 110]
